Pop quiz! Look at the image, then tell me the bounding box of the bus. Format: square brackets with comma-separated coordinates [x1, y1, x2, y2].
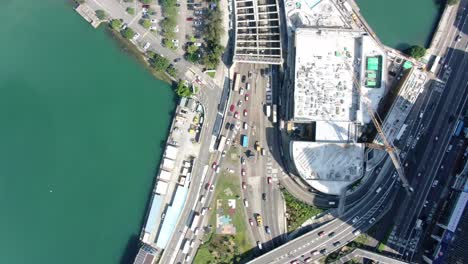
[232, 73, 240, 92]
[272, 104, 277, 123]
[395, 124, 408, 141]
[454, 120, 464, 137]
[266, 104, 271, 118]
[182, 239, 190, 254]
[190, 213, 200, 231]
[217, 135, 227, 151]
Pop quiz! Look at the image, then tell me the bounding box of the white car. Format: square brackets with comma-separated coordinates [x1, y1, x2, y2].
[173, 26, 179, 32]
[194, 42, 202, 47]
[352, 216, 360, 224]
[194, 21, 202, 26]
[143, 42, 151, 50]
[243, 122, 248, 130]
[132, 32, 140, 41]
[150, 25, 157, 30]
[368, 217, 376, 224]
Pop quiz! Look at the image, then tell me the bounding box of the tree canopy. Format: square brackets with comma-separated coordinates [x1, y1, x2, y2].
[447, 0, 459, 5]
[151, 54, 170, 72]
[407, 45, 426, 59]
[140, 0, 152, 4]
[95, 9, 107, 20]
[126, 7, 135, 15]
[109, 19, 122, 30]
[140, 19, 152, 29]
[175, 80, 193, 97]
[121, 28, 135, 39]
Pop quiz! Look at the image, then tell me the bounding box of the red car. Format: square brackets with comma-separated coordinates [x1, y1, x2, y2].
[243, 109, 248, 117]
[234, 111, 239, 119]
[142, 4, 150, 8]
[267, 177, 272, 184]
[242, 182, 247, 189]
[229, 104, 235, 112]
[186, 17, 194, 21]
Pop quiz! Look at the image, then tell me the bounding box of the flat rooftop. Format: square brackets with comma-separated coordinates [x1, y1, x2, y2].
[284, 0, 350, 30]
[294, 28, 362, 122]
[291, 141, 364, 195]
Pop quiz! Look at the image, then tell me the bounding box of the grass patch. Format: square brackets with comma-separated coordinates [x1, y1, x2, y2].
[282, 189, 323, 232]
[194, 172, 253, 263]
[226, 146, 240, 161]
[206, 71, 216, 78]
[354, 233, 369, 245]
[105, 26, 172, 84]
[377, 242, 386, 252]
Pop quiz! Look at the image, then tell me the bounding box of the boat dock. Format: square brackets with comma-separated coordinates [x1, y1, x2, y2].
[75, 4, 101, 28]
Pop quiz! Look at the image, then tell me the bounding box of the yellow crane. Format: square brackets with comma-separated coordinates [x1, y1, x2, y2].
[344, 59, 412, 192]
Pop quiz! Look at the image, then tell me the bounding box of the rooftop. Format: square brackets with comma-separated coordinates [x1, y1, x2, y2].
[290, 141, 364, 195]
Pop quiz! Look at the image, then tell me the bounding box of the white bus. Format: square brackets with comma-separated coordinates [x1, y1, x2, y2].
[190, 213, 200, 231]
[182, 239, 190, 254]
[430, 56, 440, 73]
[217, 135, 227, 151]
[395, 124, 408, 141]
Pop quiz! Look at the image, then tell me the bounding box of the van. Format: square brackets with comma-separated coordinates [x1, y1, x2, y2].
[246, 83, 251, 90]
[447, 145, 453, 152]
[201, 207, 207, 215]
[375, 187, 382, 193]
[199, 195, 205, 203]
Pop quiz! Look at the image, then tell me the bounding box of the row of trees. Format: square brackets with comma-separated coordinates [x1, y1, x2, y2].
[147, 52, 177, 78]
[160, 0, 179, 49]
[201, 4, 224, 69]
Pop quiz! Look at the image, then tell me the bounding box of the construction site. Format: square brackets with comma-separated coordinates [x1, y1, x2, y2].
[288, 7, 387, 195]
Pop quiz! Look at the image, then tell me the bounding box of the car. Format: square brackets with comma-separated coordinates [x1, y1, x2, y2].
[328, 231, 335, 237]
[423, 200, 429, 207]
[186, 17, 194, 21]
[230, 123, 235, 130]
[353, 229, 361, 236]
[227, 168, 234, 173]
[215, 166, 220, 174]
[212, 162, 217, 169]
[241, 75, 247, 83]
[235, 120, 241, 129]
[143, 42, 151, 50]
[225, 122, 231, 130]
[262, 193, 266, 200]
[241, 156, 246, 165]
[352, 216, 360, 223]
[318, 231, 325, 237]
[246, 83, 251, 90]
[173, 58, 181, 63]
[150, 25, 157, 30]
[150, 19, 157, 23]
[290, 260, 298, 264]
[265, 226, 271, 234]
[257, 241, 263, 250]
[248, 71, 253, 78]
[245, 94, 249, 101]
[226, 138, 231, 145]
[234, 111, 239, 119]
[173, 26, 179, 32]
[243, 199, 249, 207]
[205, 182, 211, 190]
[132, 32, 140, 40]
[142, 4, 150, 8]
[221, 151, 226, 157]
[249, 218, 254, 226]
[243, 109, 248, 117]
[194, 21, 202, 26]
[239, 88, 245, 95]
[194, 42, 202, 47]
[456, 35, 462, 42]
[267, 177, 272, 184]
[311, 250, 319, 256]
[242, 182, 247, 189]
[432, 180, 439, 187]
[142, 7, 148, 13]
[261, 148, 266, 156]
[369, 217, 376, 224]
[209, 184, 215, 192]
[320, 248, 327, 254]
[230, 104, 235, 112]
[243, 122, 248, 130]
[237, 100, 243, 107]
[333, 241, 341, 247]
[241, 168, 246, 176]
[121, 23, 128, 30]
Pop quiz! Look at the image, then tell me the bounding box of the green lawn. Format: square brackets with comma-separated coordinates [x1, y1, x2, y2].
[206, 71, 216, 78]
[282, 189, 324, 232]
[193, 172, 253, 263]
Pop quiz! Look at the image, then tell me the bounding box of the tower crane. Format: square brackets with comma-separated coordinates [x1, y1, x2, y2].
[343, 59, 413, 192]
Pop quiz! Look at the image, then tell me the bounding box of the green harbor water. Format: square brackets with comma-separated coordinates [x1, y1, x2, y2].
[0, 1, 175, 263]
[357, 0, 442, 50]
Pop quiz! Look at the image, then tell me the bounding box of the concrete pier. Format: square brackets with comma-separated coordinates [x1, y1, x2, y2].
[75, 4, 101, 28]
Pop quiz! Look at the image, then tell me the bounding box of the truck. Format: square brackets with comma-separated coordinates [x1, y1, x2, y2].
[190, 213, 200, 231]
[396, 124, 408, 141]
[272, 104, 277, 123]
[217, 135, 227, 151]
[266, 104, 271, 118]
[241, 135, 249, 148]
[454, 120, 464, 137]
[256, 215, 263, 226]
[232, 73, 240, 92]
[182, 239, 190, 254]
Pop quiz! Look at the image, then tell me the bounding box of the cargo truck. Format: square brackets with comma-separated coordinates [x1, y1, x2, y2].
[241, 135, 249, 148]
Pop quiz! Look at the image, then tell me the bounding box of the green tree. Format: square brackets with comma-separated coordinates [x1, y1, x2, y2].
[152, 54, 170, 71]
[186, 44, 199, 55]
[121, 28, 136, 39]
[166, 65, 177, 77]
[407, 45, 426, 59]
[162, 38, 176, 50]
[188, 35, 197, 43]
[123, 0, 133, 2]
[95, 9, 107, 20]
[140, 19, 152, 29]
[109, 19, 122, 30]
[126, 7, 135, 15]
[140, 0, 152, 4]
[175, 80, 193, 97]
[148, 8, 157, 15]
[447, 0, 459, 5]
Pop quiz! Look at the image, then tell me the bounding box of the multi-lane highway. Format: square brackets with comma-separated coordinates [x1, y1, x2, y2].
[387, 5, 468, 261]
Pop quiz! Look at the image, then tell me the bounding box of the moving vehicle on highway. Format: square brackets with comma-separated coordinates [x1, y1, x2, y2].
[265, 226, 271, 234]
[318, 231, 325, 237]
[256, 214, 263, 225]
[267, 177, 272, 184]
[257, 241, 263, 250]
[241, 135, 249, 148]
[217, 136, 226, 151]
[190, 213, 200, 231]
